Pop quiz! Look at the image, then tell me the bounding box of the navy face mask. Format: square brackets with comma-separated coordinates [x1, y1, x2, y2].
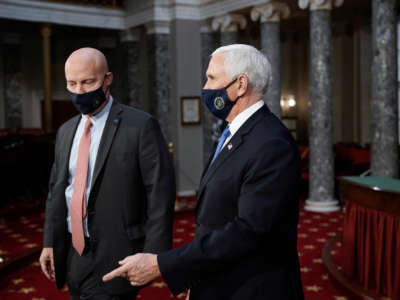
[201, 78, 240, 120]
[69, 75, 108, 115]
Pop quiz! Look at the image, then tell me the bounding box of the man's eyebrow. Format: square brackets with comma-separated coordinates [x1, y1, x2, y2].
[66, 77, 96, 82]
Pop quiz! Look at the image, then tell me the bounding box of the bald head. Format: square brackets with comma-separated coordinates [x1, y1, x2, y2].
[65, 47, 108, 75]
[65, 47, 113, 97]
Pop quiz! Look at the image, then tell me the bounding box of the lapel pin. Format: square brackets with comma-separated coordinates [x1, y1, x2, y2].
[113, 118, 120, 125]
[227, 143, 233, 150]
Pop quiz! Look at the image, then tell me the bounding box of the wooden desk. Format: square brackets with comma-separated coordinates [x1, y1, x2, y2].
[340, 176, 400, 214]
[340, 176, 400, 300]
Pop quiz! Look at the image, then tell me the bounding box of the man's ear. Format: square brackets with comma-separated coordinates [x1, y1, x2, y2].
[105, 72, 114, 86]
[237, 74, 249, 97]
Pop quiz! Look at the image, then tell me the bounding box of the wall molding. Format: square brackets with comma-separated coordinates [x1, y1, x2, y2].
[0, 0, 272, 30]
[0, 0, 125, 29]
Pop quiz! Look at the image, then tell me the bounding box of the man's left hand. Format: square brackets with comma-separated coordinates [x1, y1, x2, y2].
[102, 253, 160, 286]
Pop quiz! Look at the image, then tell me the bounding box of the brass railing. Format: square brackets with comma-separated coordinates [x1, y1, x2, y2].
[38, 0, 124, 9]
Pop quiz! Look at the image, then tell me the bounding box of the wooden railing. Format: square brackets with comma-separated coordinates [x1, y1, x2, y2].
[38, 0, 124, 8]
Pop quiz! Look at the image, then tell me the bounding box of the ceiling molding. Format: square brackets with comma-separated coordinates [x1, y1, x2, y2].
[0, 0, 125, 29]
[0, 0, 273, 30]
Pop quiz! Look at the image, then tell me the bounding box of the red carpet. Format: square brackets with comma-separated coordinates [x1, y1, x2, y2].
[0, 203, 359, 299]
[0, 212, 44, 264]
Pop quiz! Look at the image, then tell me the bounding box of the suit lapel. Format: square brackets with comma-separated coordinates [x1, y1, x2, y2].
[200, 121, 229, 181]
[197, 106, 269, 202]
[89, 101, 123, 192]
[198, 134, 243, 199]
[60, 115, 81, 181]
[200, 143, 217, 180]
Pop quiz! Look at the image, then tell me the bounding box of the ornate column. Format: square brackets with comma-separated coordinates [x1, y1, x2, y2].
[3, 33, 23, 132]
[41, 23, 52, 133]
[299, 0, 343, 212]
[146, 21, 171, 141]
[251, 2, 290, 118]
[212, 14, 247, 46]
[201, 21, 220, 165]
[370, 0, 399, 178]
[119, 28, 143, 109]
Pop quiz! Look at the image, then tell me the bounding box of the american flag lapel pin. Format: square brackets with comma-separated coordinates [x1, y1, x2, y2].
[227, 143, 233, 150]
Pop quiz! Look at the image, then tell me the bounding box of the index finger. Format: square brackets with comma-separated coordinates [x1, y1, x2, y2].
[102, 264, 129, 282]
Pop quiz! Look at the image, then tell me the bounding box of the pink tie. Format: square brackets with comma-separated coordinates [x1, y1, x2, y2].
[70, 119, 92, 256]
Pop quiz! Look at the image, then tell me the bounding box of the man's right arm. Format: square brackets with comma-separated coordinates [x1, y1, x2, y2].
[40, 133, 59, 280]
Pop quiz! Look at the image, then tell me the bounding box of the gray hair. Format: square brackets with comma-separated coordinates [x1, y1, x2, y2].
[212, 44, 271, 96]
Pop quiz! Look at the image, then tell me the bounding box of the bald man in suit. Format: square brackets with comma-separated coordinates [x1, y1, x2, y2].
[39, 48, 175, 300]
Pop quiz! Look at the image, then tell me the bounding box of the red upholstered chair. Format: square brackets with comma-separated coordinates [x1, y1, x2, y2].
[0, 128, 11, 137]
[348, 147, 370, 166]
[18, 128, 43, 135]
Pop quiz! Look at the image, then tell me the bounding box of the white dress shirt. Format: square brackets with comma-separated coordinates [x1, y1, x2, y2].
[222, 100, 265, 149]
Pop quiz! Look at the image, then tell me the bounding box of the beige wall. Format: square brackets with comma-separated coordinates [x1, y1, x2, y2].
[281, 31, 309, 143]
[171, 19, 203, 194]
[333, 23, 355, 143]
[358, 19, 372, 145]
[280, 19, 372, 145]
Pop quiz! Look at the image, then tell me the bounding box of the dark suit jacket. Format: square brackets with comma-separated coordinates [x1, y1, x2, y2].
[158, 105, 304, 300]
[43, 100, 175, 295]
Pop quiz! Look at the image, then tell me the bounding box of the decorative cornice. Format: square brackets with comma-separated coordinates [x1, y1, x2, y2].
[0, 0, 125, 29]
[0, 0, 275, 30]
[211, 13, 247, 32]
[251, 2, 290, 23]
[201, 0, 271, 19]
[298, 0, 344, 10]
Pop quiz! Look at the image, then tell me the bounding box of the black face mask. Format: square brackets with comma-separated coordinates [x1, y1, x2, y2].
[69, 75, 108, 115]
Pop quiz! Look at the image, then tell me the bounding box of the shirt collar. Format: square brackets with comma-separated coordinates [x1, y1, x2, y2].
[83, 95, 114, 126]
[228, 99, 264, 137]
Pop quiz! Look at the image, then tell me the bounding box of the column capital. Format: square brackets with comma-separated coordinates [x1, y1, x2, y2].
[145, 21, 170, 35]
[211, 14, 247, 33]
[41, 23, 52, 39]
[200, 19, 213, 33]
[299, 0, 344, 10]
[120, 28, 141, 42]
[251, 2, 290, 23]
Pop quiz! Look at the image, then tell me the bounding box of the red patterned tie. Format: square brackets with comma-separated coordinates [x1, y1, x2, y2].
[70, 119, 92, 256]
